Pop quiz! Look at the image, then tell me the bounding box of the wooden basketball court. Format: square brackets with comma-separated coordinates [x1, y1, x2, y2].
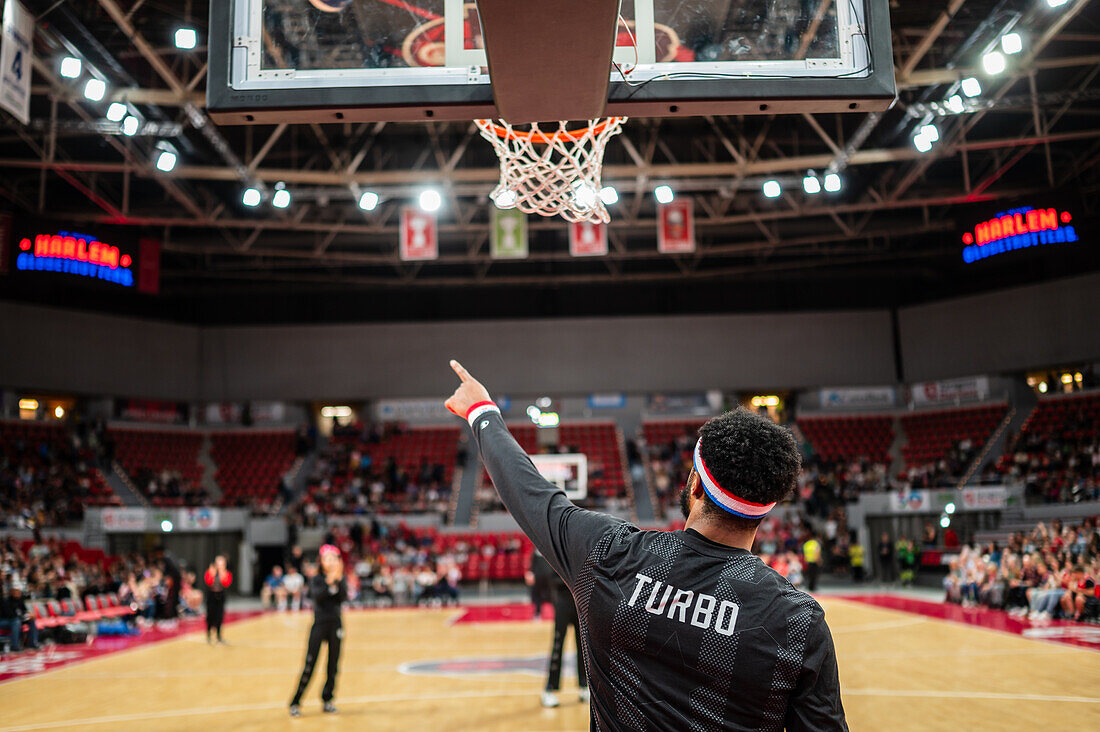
[1, 597, 1097, 731]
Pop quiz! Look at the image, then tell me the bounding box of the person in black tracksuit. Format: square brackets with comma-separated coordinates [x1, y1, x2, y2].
[445, 361, 846, 731]
[542, 571, 588, 707]
[528, 550, 554, 619]
[289, 546, 347, 717]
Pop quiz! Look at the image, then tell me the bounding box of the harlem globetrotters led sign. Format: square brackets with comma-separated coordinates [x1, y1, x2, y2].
[961, 204, 1079, 263]
[7, 219, 160, 293]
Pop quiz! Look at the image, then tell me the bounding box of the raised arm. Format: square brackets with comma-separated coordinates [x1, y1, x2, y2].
[444, 360, 625, 585]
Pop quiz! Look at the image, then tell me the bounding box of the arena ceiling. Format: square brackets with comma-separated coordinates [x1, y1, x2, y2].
[0, 0, 1098, 324]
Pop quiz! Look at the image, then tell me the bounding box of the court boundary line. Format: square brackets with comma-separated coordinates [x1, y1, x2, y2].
[824, 594, 1100, 654]
[0, 611, 266, 687]
[2, 684, 1096, 731]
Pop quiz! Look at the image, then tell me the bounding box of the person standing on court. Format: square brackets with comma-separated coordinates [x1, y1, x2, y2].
[802, 531, 823, 592]
[541, 568, 589, 708]
[445, 361, 846, 731]
[290, 544, 347, 717]
[204, 554, 232, 644]
[527, 549, 554, 620]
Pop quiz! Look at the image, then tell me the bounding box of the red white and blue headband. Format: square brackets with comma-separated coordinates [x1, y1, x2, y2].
[693, 439, 776, 519]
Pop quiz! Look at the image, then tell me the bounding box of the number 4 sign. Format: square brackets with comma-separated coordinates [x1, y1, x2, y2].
[399, 207, 438, 261]
[0, 0, 33, 126]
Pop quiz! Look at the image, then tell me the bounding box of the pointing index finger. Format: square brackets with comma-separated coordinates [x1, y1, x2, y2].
[450, 359, 471, 383]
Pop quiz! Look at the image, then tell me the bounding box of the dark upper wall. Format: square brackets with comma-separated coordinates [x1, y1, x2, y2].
[3, 272, 1098, 400]
[200, 311, 895, 400]
[898, 271, 1100, 382]
[0, 301, 200, 400]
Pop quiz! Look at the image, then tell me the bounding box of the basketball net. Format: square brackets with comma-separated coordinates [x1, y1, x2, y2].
[475, 117, 626, 224]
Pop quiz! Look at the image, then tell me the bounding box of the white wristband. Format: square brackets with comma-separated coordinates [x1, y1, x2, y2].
[466, 403, 501, 427]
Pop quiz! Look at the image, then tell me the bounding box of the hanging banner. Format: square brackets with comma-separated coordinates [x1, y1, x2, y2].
[570, 221, 608, 257]
[910, 376, 990, 406]
[399, 207, 438, 261]
[137, 238, 161, 294]
[0, 0, 32, 126]
[657, 199, 695, 254]
[490, 206, 527, 259]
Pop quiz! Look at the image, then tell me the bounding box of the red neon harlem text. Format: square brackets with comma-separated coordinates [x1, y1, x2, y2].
[974, 209, 1059, 246]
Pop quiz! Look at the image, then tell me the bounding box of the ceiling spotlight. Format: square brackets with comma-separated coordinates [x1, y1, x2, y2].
[961, 77, 982, 97]
[823, 173, 842, 193]
[762, 180, 781, 198]
[945, 94, 965, 114]
[599, 186, 618, 205]
[802, 173, 821, 195]
[654, 185, 674, 204]
[1000, 32, 1022, 55]
[913, 133, 933, 153]
[919, 123, 940, 143]
[106, 102, 127, 122]
[155, 150, 177, 172]
[358, 190, 379, 211]
[59, 56, 82, 79]
[122, 115, 139, 136]
[272, 183, 291, 209]
[1046, 0, 1069, 6]
[573, 182, 598, 209]
[419, 189, 441, 212]
[242, 188, 262, 207]
[982, 51, 1006, 75]
[83, 78, 106, 102]
[174, 27, 198, 50]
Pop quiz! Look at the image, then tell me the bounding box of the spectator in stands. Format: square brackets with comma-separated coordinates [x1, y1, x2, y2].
[802, 531, 822, 592]
[0, 583, 39, 652]
[262, 566, 287, 610]
[896, 537, 917, 586]
[283, 565, 305, 610]
[877, 532, 895, 583]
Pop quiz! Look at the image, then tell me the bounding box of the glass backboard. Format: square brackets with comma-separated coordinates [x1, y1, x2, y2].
[208, 0, 895, 123]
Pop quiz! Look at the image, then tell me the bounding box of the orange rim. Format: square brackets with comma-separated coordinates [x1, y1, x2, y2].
[478, 118, 626, 144]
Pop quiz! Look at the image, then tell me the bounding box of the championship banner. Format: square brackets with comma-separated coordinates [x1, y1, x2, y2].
[0, 0, 32, 125]
[657, 199, 695, 254]
[490, 206, 527, 259]
[399, 207, 438, 261]
[911, 376, 990, 406]
[570, 220, 608, 257]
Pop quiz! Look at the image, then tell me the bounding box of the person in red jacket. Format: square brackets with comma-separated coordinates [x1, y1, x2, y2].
[204, 554, 233, 644]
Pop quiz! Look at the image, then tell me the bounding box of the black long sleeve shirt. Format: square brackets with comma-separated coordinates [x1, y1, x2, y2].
[308, 575, 347, 626]
[468, 407, 847, 732]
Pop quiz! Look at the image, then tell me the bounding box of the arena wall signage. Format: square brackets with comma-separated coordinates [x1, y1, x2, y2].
[961, 204, 1079, 263]
[910, 376, 989, 406]
[819, 386, 896, 409]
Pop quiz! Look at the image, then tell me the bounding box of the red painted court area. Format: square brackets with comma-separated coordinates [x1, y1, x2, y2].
[837, 594, 1100, 651]
[0, 611, 262, 683]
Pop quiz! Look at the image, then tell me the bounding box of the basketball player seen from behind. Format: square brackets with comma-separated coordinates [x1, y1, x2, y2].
[445, 361, 846, 731]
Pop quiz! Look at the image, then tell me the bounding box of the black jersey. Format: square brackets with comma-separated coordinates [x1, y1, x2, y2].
[308, 575, 347, 626]
[470, 408, 846, 731]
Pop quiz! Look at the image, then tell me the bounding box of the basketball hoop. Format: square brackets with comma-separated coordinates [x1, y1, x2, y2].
[476, 117, 626, 224]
